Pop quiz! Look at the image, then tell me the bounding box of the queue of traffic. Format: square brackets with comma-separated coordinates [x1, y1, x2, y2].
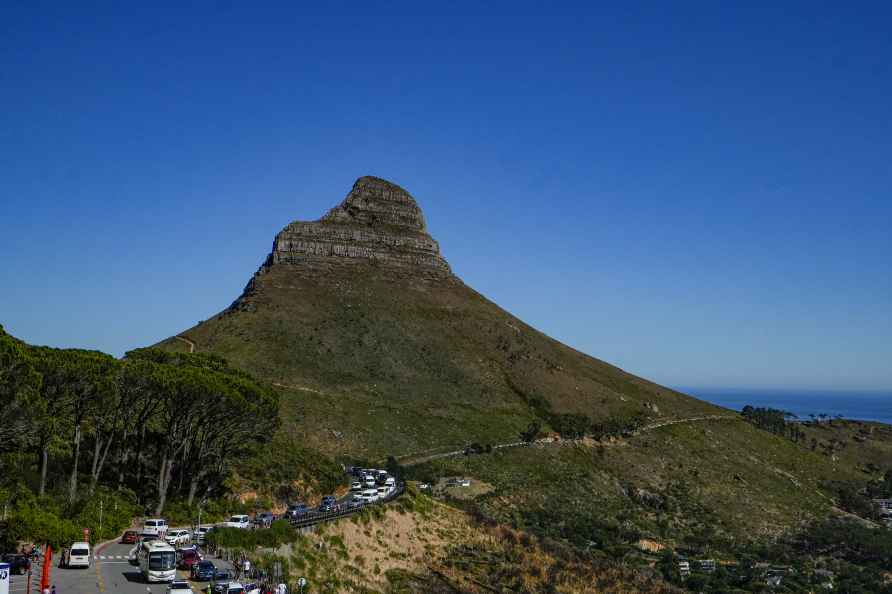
[122, 520, 253, 593]
[46, 466, 401, 593]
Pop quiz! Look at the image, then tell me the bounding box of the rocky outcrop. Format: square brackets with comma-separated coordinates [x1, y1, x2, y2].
[234, 177, 453, 305]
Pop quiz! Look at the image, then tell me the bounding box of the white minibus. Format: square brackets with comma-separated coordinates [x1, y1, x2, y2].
[65, 542, 91, 568]
[142, 518, 168, 536]
[137, 540, 176, 583]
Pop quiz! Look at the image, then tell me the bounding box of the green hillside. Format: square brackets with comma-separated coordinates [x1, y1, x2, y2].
[156, 177, 861, 547]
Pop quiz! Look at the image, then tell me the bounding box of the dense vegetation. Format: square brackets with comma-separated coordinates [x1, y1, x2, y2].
[0, 325, 284, 546]
[153, 262, 892, 591]
[740, 405, 807, 442]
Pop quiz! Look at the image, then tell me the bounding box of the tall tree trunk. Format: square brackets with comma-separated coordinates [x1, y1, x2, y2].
[68, 423, 82, 503]
[116, 428, 130, 491]
[155, 456, 173, 516]
[39, 447, 48, 496]
[134, 425, 146, 490]
[117, 445, 128, 491]
[90, 433, 114, 493]
[187, 476, 199, 507]
[177, 447, 188, 494]
[90, 436, 102, 490]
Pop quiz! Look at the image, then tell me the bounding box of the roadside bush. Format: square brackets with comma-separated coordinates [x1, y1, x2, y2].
[71, 486, 139, 542]
[4, 490, 80, 549]
[163, 495, 271, 527]
[207, 519, 298, 551]
[239, 433, 343, 500]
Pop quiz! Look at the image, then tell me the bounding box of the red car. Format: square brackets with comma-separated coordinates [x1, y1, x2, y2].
[177, 548, 202, 570]
[120, 530, 139, 544]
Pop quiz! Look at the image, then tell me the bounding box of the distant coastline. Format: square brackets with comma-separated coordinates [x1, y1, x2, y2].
[683, 388, 892, 425]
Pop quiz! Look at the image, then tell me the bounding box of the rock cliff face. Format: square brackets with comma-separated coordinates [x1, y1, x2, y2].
[271, 177, 448, 273]
[235, 176, 453, 306]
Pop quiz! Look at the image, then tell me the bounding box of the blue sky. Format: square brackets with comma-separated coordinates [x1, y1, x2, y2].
[1, 2, 890, 391]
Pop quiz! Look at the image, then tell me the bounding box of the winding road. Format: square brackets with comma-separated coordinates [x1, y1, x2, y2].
[174, 335, 196, 353]
[397, 414, 740, 466]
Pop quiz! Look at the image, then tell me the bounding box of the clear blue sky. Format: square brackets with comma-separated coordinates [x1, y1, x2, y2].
[2, 2, 890, 391]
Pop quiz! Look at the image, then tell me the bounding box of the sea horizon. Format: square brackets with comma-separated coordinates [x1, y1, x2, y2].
[680, 387, 892, 425]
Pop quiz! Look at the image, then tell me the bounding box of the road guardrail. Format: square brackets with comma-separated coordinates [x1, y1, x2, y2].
[289, 482, 406, 529]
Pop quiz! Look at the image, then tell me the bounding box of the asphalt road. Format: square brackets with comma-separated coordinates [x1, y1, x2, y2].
[22, 540, 235, 594]
[9, 555, 43, 594]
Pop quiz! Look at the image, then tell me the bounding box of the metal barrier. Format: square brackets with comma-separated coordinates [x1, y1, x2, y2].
[289, 482, 406, 529]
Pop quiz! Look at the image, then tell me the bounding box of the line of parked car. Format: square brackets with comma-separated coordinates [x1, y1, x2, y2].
[348, 467, 397, 504]
[279, 467, 398, 521]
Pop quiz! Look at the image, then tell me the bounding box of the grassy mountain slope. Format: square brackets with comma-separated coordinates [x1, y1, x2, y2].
[258, 489, 679, 593]
[155, 177, 857, 544]
[159, 266, 722, 458]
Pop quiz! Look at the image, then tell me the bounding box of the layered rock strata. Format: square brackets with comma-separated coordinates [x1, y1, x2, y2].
[235, 177, 453, 304]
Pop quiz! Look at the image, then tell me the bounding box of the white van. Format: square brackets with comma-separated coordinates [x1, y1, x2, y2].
[143, 518, 168, 536]
[360, 488, 379, 503]
[224, 514, 250, 529]
[194, 525, 213, 544]
[65, 541, 91, 568]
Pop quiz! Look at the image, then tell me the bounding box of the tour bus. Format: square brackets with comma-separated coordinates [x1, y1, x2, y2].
[137, 540, 176, 583]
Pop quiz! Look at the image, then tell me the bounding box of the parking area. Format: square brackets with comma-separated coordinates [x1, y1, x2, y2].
[24, 539, 236, 594]
[7, 467, 403, 594]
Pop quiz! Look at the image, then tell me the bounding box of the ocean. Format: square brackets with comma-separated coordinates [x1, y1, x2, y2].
[682, 388, 892, 425]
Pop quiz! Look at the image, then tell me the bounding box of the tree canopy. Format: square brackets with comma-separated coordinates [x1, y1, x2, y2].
[1, 331, 279, 515]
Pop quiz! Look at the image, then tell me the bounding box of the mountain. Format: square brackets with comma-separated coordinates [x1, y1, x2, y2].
[157, 176, 852, 546]
[158, 176, 720, 454]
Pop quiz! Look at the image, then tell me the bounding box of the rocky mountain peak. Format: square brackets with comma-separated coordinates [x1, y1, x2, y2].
[322, 176, 429, 232]
[237, 178, 452, 303]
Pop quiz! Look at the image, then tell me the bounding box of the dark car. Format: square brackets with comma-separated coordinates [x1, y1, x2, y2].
[177, 548, 201, 570]
[318, 495, 339, 513]
[120, 530, 138, 544]
[214, 567, 234, 581]
[2, 554, 31, 575]
[285, 503, 309, 519]
[254, 511, 276, 527]
[192, 560, 217, 581]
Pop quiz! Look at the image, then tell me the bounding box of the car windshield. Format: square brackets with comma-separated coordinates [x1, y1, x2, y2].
[149, 551, 176, 570]
[71, 548, 89, 556]
[229, 516, 242, 522]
